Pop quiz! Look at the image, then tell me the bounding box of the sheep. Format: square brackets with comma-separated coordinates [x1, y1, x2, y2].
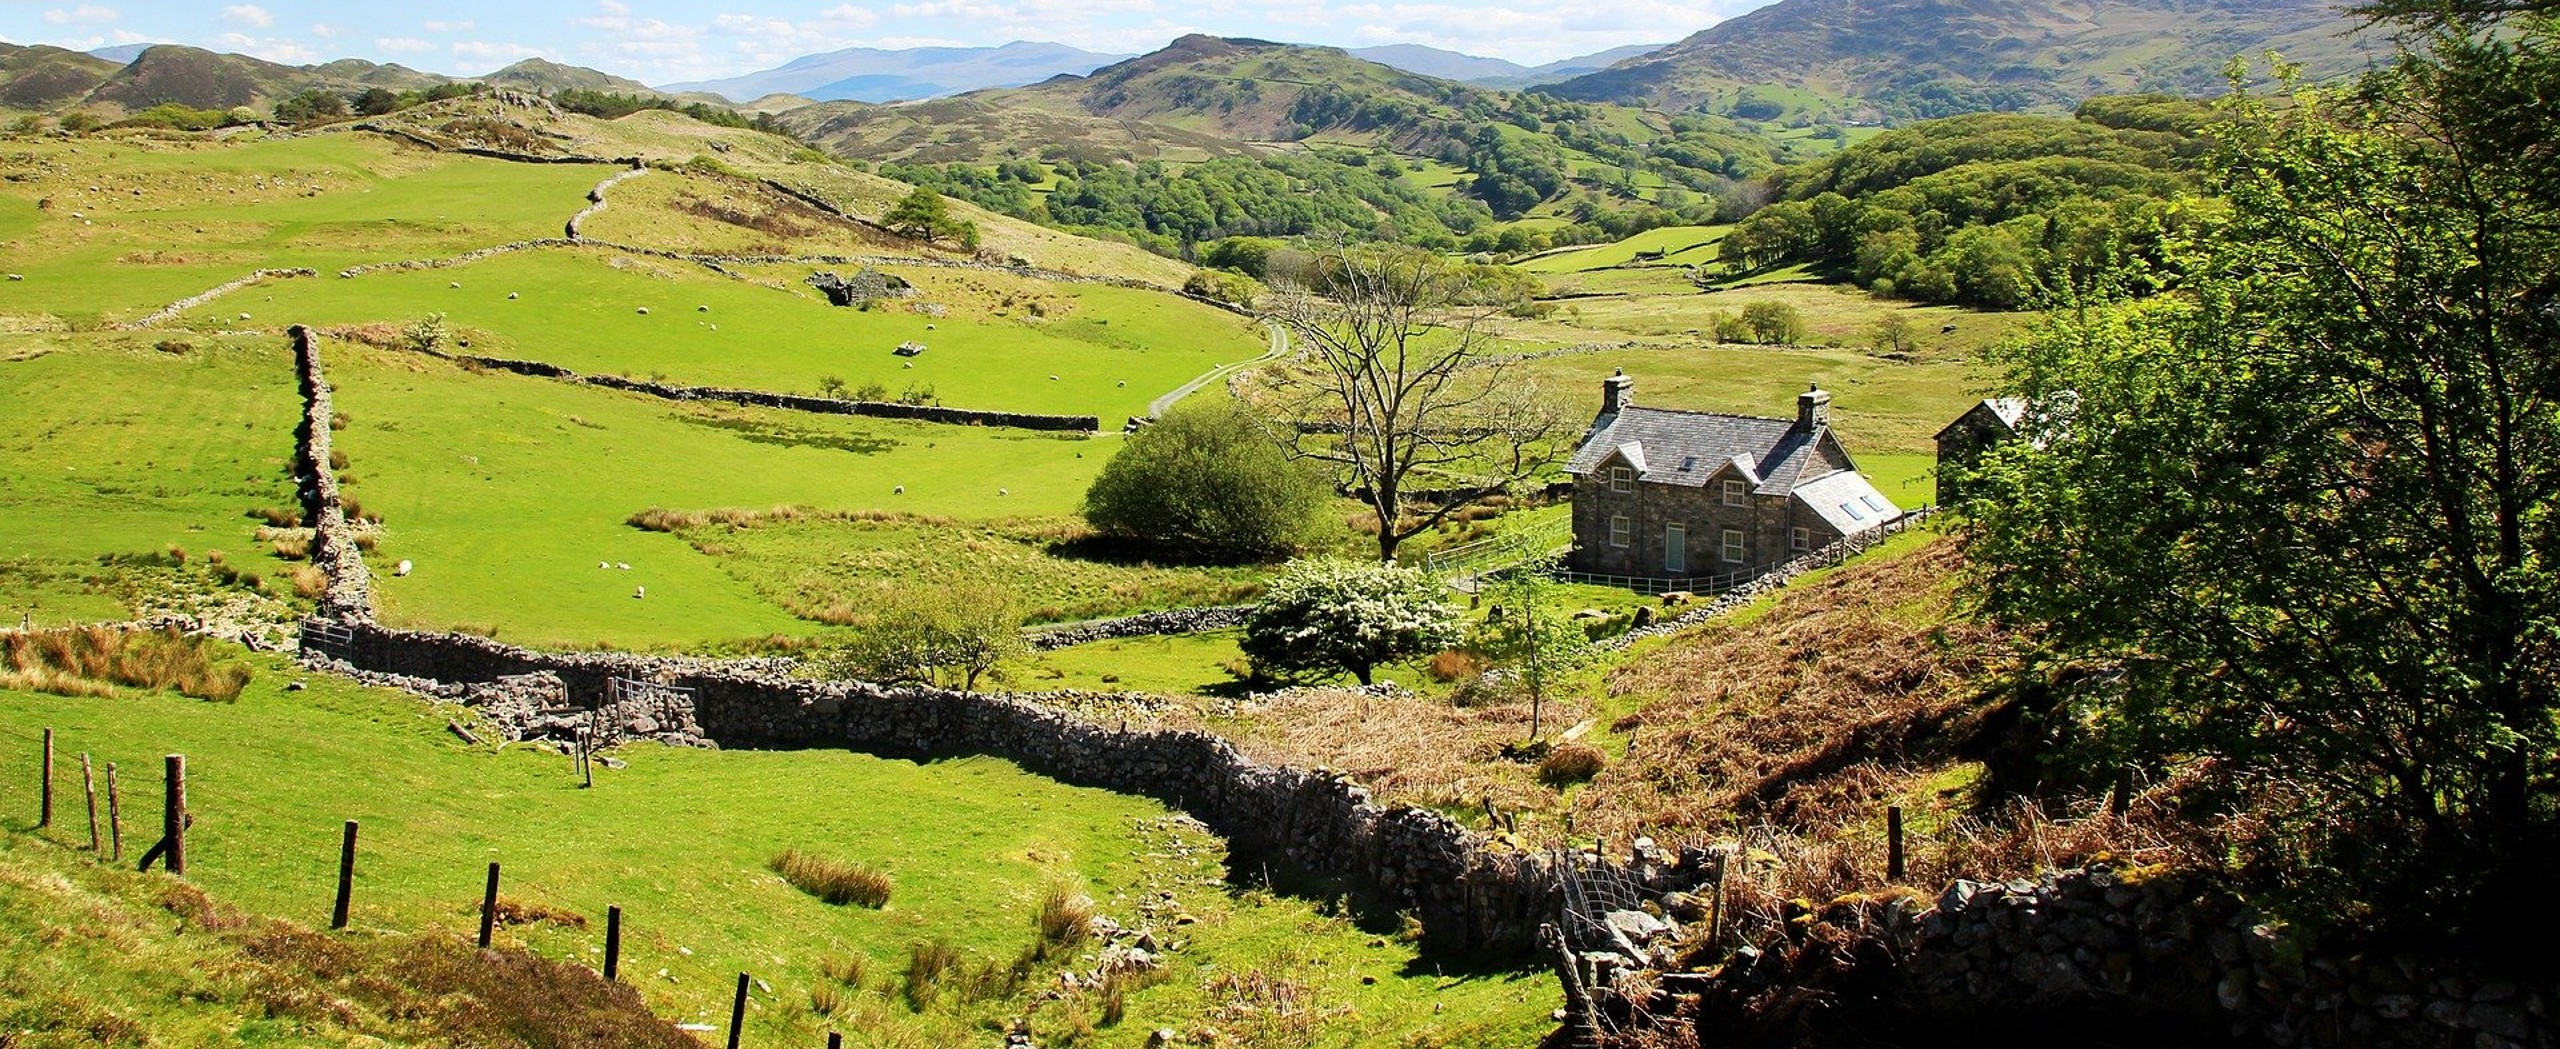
[636, 306, 650, 315]
[893, 485, 905, 494]
[449, 281, 460, 289]
[998, 488, 1009, 496]
[697, 304, 709, 312]
[394, 559, 413, 577]
[599, 561, 611, 569]
[616, 562, 631, 570]
[633, 585, 646, 599]
[508, 292, 519, 300]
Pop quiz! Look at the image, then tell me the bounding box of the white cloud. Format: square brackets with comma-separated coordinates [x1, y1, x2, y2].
[213, 30, 318, 63]
[221, 4, 273, 28]
[310, 22, 341, 38]
[41, 5, 119, 26]
[451, 39, 542, 64]
[423, 20, 476, 32]
[375, 37, 435, 55]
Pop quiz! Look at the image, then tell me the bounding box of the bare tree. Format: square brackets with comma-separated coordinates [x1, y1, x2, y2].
[1264, 245, 1569, 563]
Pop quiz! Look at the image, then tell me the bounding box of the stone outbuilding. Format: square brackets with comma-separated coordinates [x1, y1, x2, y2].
[1932, 397, 2027, 504]
[1564, 372, 1901, 586]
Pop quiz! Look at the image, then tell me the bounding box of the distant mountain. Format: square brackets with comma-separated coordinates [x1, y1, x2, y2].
[1, 44, 663, 116]
[1543, 0, 2385, 118]
[1, 43, 122, 108]
[662, 41, 1128, 104]
[773, 34, 1485, 164]
[1348, 43, 1672, 88]
[480, 57, 659, 96]
[1347, 45, 1528, 82]
[86, 43, 159, 65]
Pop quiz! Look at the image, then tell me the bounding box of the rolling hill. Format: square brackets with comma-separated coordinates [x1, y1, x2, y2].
[1353, 43, 1674, 88]
[0, 43, 121, 110]
[663, 41, 1130, 104]
[1544, 0, 2387, 118]
[0, 44, 659, 117]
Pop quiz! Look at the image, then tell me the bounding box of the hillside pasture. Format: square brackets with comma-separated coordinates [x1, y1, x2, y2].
[0, 134, 603, 327]
[0, 334, 301, 624]
[1518, 224, 1729, 274]
[0, 654, 1554, 1047]
[178, 247, 1262, 421]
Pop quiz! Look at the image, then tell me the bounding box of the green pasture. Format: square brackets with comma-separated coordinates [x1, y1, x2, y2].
[1518, 225, 1730, 275]
[178, 247, 1262, 420]
[0, 335, 301, 623]
[0, 134, 602, 327]
[323, 341, 1128, 648]
[1522, 343, 1984, 465]
[1551, 277, 2030, 362]
[0, 656, 1554, 1047]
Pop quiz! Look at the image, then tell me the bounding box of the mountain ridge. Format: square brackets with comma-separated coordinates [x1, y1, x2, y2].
[660, 41, 1130, 104]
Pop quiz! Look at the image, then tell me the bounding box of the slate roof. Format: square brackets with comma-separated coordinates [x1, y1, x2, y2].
[1934, 398, 2029, 440]
[1793, 469, 1903, 535]
[1564, 406, 1831, 496]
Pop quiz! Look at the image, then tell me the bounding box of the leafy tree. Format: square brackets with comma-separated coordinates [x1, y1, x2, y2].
[1471, 554, 1594, 738]
[1870, 313, 1918, 355]
[1081, 399, 1324, 562]
[825, 583, 1027, 691]
[353, 88, 401, 116]
[1957, 20, 2560, 949]
[881, 187, 976, 248]
[1741, 300, 1806, 344]
[1266, 244, 1571, 562]
[1241, 559, 1462, 685]
[273, 88, 349, 126]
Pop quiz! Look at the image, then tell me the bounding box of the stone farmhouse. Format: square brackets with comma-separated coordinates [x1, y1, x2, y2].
[1932, 397, 2027, 504]
[1564, 372, 1901, 584]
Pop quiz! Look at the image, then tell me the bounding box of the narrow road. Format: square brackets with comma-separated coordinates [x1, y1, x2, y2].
[1148, 319, 1288, 419]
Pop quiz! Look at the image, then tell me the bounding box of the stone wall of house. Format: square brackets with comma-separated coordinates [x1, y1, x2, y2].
[1569, 473, 1832, 581]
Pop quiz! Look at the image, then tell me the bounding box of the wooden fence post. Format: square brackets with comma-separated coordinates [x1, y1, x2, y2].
[160, 754, 185, 876]
[728, 972, 750, 1049]
[332, 820, 358, 930]
[828, 1032, 843, 1049]
[1886, 805, 1906, 882]
[604, 905, 622, 981]
[479, 862, 501, 949]
[104, 762, 121, 863]
[38, 728, 52, 829]
[82, 753, 99, 856]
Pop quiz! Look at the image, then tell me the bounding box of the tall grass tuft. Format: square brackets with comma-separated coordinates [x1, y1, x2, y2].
[3, 626, 252, 701]
[769, 848, 891, 908]
[902, 939, 958, 1011]
[1036, 883, 1094, 949]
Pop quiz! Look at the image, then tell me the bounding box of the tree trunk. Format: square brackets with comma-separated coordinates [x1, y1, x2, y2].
[1351, 663, 1373, 686]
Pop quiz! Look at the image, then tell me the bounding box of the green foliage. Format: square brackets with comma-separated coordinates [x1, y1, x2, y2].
[1958, 21, 2560, 950]
[272, 87, 350, 127]
[111, 103, 233, 131]
[1082, 400, 1323, 563]
[881, 186, 978, 248]
[1469, 557, 1595, 736]
[1181, 268, 1259, 307]
[820, 580, 1029, 691]
[550, 88, 778, 133]
[1721, 108, 2205, 307]
[1240, 558, 1462, 685]
[1740, 300, 1806, 344]
[401, 311, 447, 353]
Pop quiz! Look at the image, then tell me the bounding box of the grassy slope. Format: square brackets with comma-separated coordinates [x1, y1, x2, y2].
[0, 134, 603, 328]
[0, 656, 1553, 1047]
[0, 336, 300, 623]
[189, 248, 1260, 420]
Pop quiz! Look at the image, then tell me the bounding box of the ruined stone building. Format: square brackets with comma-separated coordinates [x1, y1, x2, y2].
[1931, 397, 2027, 504]
[1564, 372, 1901, 584]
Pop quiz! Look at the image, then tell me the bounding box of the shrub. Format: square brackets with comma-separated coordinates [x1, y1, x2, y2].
[769, 849, 891, 908]
[1424, 649, 1484, 683]
[1241, 559, 1462, 685]
[1082, 400, 1324, 563]
[1741, 300, 1805, 344]
[1537, 742, 1607, 786]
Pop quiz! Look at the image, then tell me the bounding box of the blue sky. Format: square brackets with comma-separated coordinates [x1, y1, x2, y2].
[0, 0, 1770, 85]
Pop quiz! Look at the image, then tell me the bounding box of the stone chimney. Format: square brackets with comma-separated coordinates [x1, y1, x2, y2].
[1602, 370, 1634, 415]
[1798, 382, 1831, 430]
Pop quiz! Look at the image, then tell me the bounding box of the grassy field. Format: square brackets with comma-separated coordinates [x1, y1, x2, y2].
[1517, 225, 1730, 275]
[0, 134, 604, 328]
[0, 334, 302, 625]
[0, 652, 1555, 1046]
[169, 247, 1262, 421]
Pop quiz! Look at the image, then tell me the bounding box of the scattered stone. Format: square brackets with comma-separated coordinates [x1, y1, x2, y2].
[286, 680, 307, 691]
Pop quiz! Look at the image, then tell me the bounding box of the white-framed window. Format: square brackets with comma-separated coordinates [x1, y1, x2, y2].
[1791, 527, 1810, 552]
[1609, 514, 1631, 547]
[1609, 466, 1633, 493]
[1722, 479, 1747, 507]
[1721, 528, 1746, 564]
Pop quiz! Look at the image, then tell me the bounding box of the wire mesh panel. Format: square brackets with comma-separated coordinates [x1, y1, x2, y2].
[1557, 849, 1651, 951]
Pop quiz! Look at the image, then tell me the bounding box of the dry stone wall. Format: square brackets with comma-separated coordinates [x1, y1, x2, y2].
[117, 268, 315, 330]
[290, 325, 373, 620]
[1659, 865, 2553, 1048]
[1024, 606, 1250, 650]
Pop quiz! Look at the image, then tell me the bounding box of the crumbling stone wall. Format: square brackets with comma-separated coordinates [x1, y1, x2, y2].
[1644, 866, 2553, 1048]
[117, 268, 315, 330]
[1025, 606, 1250, 650]
[291, 325, 373, 621]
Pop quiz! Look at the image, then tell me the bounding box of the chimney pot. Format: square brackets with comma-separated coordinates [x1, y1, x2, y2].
[1602, 370, 1634, 415]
